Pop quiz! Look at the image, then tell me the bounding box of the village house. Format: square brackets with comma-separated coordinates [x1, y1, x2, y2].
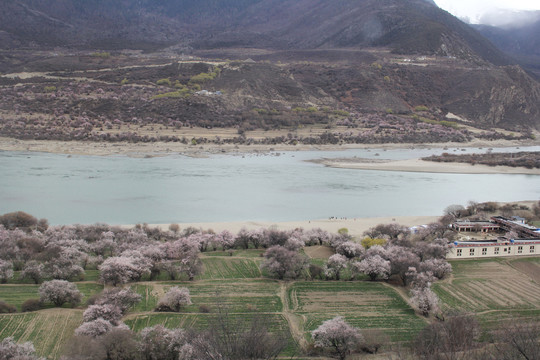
[451, 220, 500, 233]
[448, 216, 540, 259]
[447, 239, 540, 259]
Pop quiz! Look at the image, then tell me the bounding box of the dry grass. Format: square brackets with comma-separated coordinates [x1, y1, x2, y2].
[303, 245, 334, 259]
[433, 259, 540, 311]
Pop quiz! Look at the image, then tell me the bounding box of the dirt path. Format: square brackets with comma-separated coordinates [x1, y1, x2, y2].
[380, 283, 429, 324]
[278, 282, 308, 350]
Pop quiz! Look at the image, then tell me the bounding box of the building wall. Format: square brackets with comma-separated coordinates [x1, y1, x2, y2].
[447, 243, 539, 259]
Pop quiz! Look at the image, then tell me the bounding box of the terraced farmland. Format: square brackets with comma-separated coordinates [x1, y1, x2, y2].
[288, 281, 427, 342]
[432, 258, 540, 313]
[132, 279, 282, 313]
[198, 256, 262, 279]
[0, 247, 537, 359]
[0, 309, 82, 359]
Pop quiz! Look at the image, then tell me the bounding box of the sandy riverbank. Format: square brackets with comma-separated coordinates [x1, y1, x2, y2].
[143, 215, 440, 237]
[310, 157, 540, 175]
[1, 136, 539, 157]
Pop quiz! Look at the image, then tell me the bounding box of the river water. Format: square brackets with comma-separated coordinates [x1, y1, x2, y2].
[0, 147, 539, 225]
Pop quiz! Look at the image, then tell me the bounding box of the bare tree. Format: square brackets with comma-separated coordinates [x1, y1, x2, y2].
[187, 304, 288, 360]
[412, 313, 481, 360]
[444, 205, 466, 218]
[491, 319, 540, 360]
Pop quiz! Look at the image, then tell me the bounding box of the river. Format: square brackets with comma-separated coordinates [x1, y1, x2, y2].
[0, 147, 539, 225]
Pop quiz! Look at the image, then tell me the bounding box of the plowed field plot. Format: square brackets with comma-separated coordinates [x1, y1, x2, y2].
[289, 282, 426, 342]
[125, 312, 289, 333]
[124, 312, 297, 356]
[0, 309, 82, 359]
[203, 249, 265, 258]
[510, 257, 540, 284]
[433, 259, 540, 312]
[132, 279, 282, 313]
[198, 257, 262, 279]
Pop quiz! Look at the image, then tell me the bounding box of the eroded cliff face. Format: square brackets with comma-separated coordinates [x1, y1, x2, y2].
[439, 66, 540, 129]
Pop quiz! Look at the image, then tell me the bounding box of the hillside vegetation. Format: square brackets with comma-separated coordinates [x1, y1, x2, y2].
[423, 151, 540, 169]
[1, 0, 540, 136]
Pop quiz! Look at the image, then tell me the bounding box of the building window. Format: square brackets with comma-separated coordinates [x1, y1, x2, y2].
[504, 248, 508, 252]
[494, 247, 499, 255]
[518, 246, 523, 254]
[470, 248, 475, 255]
[531, 246, 535, 253]
[457, 249, 462, 256]
[482, 248, 487, 255]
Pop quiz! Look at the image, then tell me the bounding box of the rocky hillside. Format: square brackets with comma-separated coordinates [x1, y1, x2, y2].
[0, 0, 539, 133]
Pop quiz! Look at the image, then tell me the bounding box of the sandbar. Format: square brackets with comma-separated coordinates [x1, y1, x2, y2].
[310, 157, 540, 175]
[1, 136, 539, 157]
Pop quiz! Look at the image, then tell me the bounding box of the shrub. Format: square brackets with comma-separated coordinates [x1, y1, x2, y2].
[361, 237, 387, 249]
[189, 72, 217, 84]
[91, 52, 110, 58]
[0, 260, 13, 283]
[0, 211, 38, 230]
[169, 223, 180, 233]
[309, 264, 324, 280]
[0, 337, 43, 359]
[21, 299, 42, 312]
[199, 305, 211, 313]
[333, 110, 350, 117]
[156, 78, 172, 86]
[0, 301, 16, 313]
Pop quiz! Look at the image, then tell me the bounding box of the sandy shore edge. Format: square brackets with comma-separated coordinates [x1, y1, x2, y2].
[1, 136, 539, 157]
[310, 158, 540, 175]
[137, 215, 441, 236]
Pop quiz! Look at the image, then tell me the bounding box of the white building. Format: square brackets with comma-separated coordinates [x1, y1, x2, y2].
[447, 239, 540, 259]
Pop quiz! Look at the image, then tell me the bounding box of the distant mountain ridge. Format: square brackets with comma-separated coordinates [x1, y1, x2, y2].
[0, 0, 510, 65]
[474, 15, 540, 77]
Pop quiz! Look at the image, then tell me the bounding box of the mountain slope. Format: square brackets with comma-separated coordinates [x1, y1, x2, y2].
[474, 17, 540, 77]
[0, 0, 511, 65]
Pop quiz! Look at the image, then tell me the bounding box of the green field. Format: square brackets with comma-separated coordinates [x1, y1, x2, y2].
[132, 279, 281, 313]
[0, 248, 538, 359]
[0, 310, 82, 359]
[0, 283, 102, 311]
[198, 256, 262, 279]
[289, 281, 427, 342]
